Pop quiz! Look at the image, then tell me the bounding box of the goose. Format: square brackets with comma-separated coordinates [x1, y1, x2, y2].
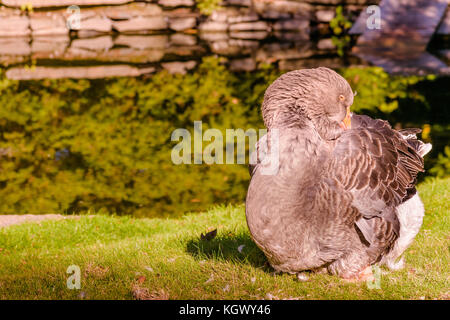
[246, 67, 431, 280]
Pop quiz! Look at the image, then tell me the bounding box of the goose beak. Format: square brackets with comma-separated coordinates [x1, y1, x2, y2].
[340, 108, 352, 130]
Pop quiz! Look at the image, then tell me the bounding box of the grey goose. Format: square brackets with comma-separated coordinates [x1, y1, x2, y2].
[246, 67, 431, 280]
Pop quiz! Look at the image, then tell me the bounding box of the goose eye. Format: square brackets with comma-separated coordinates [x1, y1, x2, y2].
[339, 95, 345, 101]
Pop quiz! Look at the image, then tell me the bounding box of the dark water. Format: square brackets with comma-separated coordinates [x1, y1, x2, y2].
[0, 49, 449, 217]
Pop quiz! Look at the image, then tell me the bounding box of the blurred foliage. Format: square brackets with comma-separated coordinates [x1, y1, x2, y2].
[0, 58, 280, 217]
[340, 67, 424, 114]
[429, 146, 450, 178]
[0, 61, 448, 217]
[330, 6, 353, 56]
[196, 0, 221, 15]
[20, 2, 34, 13]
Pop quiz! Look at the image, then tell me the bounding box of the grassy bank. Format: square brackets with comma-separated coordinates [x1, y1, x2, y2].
[0, 177, 448, 300]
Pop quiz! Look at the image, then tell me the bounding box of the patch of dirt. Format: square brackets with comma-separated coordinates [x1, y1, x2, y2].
[0, 214, 69, 228]
[84, 262, 110, 279]
[131, 286, 169, 300]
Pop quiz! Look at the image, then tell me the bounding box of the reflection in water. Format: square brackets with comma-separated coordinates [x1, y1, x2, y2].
[1, 32, 368, 79]
[1, 30, 449, 78]
[0, 57, 448, 217]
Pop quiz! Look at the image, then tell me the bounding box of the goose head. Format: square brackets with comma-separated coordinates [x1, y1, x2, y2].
[262, 67, 354, 140]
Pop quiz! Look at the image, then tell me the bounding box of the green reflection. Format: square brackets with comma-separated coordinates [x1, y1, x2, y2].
[0, 59, 448, 217]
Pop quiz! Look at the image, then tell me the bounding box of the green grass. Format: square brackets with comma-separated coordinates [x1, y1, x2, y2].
[0, 178, 449, 300]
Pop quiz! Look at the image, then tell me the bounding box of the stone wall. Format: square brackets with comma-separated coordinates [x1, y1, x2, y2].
[2, 0, 449, 78]
[0, 0, 381, 37]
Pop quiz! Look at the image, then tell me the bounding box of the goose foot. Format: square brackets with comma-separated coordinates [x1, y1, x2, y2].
[386, 257, 405, 271]
[343, 266, 374, 283]
[296, 272, 309, 282]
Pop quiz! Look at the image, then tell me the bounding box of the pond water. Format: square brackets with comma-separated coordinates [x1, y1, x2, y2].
[0, 35, 449, 217]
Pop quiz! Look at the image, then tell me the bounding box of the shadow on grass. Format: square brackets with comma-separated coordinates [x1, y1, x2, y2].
[185, 232, 271, 271]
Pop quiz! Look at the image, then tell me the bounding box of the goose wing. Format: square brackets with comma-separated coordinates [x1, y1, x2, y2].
[333, 116, 424, 205]
[329, 118, 424, 252]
